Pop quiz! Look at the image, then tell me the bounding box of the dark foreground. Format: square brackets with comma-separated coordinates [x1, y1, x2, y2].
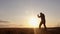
[0, 27, 60, 34]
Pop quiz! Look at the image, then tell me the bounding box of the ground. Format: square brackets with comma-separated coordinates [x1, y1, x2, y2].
[0, 27, 60, 34]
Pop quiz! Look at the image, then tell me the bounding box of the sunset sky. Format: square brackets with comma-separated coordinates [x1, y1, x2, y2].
[0, 0, 60, 28]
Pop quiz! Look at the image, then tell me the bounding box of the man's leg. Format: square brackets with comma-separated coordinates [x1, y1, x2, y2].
[39, 22, 42, 29]
[43, 23, 47, 30]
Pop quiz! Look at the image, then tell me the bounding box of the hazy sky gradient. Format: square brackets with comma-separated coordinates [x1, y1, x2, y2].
[0, 0, 60, 28]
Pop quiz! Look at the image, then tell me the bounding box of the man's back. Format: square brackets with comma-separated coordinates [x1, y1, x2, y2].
[40, 13, 45, 22]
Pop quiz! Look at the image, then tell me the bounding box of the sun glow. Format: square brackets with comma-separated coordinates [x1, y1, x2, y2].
[29, 17, 39, 28]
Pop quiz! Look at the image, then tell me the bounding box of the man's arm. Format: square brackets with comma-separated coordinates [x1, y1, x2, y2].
[37, 14, 41, 18]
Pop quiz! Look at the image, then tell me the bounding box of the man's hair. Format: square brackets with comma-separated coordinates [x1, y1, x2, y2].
[40, 12, 43, 14]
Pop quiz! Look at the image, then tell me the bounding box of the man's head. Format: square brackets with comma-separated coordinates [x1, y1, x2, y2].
[40, 12, 43, 15]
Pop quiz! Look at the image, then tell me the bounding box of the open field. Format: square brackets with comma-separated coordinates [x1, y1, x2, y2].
[0, 27, 60, 34]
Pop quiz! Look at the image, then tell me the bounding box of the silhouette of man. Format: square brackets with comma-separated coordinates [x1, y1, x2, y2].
[37, 12, 46, 29]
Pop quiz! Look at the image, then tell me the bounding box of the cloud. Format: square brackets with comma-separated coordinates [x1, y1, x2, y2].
[0, 20, 9, 23]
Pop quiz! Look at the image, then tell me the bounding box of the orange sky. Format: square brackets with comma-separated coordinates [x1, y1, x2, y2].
[0, 0, 60, 28]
